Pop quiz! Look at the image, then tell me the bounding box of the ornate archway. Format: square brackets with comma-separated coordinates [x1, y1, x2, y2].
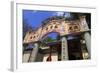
[23, 15, 90, 62]
[23, 16, 89, 44]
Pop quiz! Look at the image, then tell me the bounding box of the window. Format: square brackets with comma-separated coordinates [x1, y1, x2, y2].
[46, 27, 48, 30]
[55, 25, 58, 28]
[69, 26, 73, 30]
[33, 36, 35, 38]
[30, 36, 32, 39]
[50, 26, 53, 29]
[74, 26, 78, 29]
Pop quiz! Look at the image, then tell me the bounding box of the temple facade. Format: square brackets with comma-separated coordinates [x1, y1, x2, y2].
[23, 15, 91, 62]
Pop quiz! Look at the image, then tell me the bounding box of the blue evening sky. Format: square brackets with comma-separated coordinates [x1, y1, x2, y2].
[23, 10, 71, 39]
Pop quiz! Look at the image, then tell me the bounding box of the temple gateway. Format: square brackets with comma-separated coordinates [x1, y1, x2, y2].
[23, 15, 91, 62]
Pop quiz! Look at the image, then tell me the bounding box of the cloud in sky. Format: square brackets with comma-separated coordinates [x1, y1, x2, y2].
[64, 12, 71, 18]
[54, 12, 64, 16]
[53, 11, 71, 18]
[32, 10, 37, 13]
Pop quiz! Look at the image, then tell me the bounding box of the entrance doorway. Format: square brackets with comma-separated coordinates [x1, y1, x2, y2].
[68, 38, 83, 60]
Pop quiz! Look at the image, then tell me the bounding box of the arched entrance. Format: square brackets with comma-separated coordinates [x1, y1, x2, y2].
[38, 32, 61, 62]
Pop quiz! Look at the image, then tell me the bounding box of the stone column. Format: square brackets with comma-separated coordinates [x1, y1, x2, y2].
[61, 37, 69, 60]
[84, 32, 91, 58]
[29, 43, 39, 62]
